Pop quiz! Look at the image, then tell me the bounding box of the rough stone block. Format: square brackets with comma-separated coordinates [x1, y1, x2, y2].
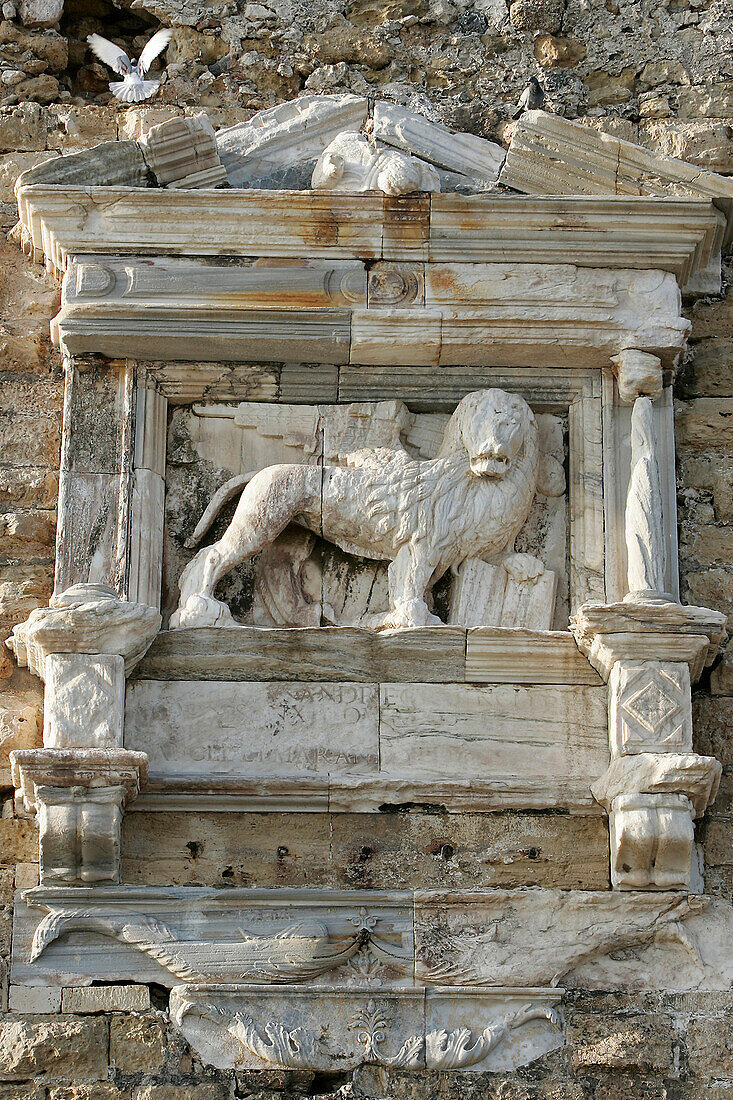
[0, 413, 60, 468]
[0, 104, 46, 153]
[0, 1015, 108, 1080]
[62, 985, 150, 1014]
[0, 814, 38, 866]
[17, 0, 62, 28]
[48, 106, 117, 153]
[330, 811, 609, 890]
[8, 984, 61, 1012]
[676, 398, 733, 449]
[569, 1011, 674, 1072]
[0, 152, 58, 203]
[121, 812, 333, 888]
[0, 690, 42, 783]
[132, 1087, 230, 1100]
[109, 1013, 165, 1072]
[47, 1086, 132, 1099]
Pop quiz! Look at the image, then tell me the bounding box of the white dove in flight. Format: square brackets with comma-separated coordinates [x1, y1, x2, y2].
[87, 28, 173, 103]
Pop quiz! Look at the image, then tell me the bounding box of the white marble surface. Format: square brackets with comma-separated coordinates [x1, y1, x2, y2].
[126, 680, 379, 775]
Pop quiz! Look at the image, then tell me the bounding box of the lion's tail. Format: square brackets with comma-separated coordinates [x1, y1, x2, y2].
[184, 472, 257, 548]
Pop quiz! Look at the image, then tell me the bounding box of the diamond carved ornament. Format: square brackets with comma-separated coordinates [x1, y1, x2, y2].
[610, 661, 692, 757]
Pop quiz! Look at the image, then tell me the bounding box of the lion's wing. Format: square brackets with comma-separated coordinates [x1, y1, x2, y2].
[342, 447, 410, 472]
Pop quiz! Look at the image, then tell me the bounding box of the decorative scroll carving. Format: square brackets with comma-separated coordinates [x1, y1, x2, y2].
[30, 908, 205, 982]
[426, 1004, 561, 1070]
[169, 989, 562, 1072]
[173, 389, 539, 631]
[16, 886, 707, 992]
[27, 902, 409, 985]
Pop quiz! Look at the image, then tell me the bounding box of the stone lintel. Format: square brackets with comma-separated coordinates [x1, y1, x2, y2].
[51, 255, 691, 370]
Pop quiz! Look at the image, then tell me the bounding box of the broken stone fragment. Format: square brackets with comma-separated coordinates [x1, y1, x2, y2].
[216, 93, 368, 188]
[371, 100, 505, 186]
[17, 0, 62, 28]
[499, 109, 733, 250]
[140, 113, 227, 189]
[16, 139, 149, 189]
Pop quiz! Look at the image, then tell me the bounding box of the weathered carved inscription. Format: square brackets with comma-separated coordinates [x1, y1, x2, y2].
[125, 681, 379, 774]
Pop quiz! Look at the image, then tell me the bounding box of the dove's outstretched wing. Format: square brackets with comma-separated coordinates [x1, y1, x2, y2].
[139, 28, 173, 74]
[86, 34, 132, 75]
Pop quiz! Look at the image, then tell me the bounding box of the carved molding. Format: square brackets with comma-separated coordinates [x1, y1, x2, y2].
[591, 751, 721, 819]
[7, 583, 161, 681]
[168, 986, 563, 1072]
[50, 256, 691, 370]
[15, 186, 721, 286]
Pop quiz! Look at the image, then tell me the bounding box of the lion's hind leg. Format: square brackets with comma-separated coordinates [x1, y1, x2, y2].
[172, 464, 321, 629]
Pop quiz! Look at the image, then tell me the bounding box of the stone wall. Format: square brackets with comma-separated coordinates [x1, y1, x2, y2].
[1, 0, 733, 1095]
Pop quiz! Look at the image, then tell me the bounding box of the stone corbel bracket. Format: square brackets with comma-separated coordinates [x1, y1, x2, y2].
[11, 748, 148, 885]
[591, 753, 721, 892]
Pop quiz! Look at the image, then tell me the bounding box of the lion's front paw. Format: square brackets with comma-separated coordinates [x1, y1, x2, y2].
[170, 595, 236, 629]
[502, 553, 545, 584]
[369, 600, 442, 631]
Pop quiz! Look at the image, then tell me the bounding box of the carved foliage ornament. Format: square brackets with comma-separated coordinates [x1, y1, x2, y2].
[171, 992, 561, 1072]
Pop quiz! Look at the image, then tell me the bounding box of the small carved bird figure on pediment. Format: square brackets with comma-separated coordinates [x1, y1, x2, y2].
[513, 76, 545, 117]
[87, 28, 173, 103]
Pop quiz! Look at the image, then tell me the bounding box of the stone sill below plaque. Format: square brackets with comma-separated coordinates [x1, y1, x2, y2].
[130, 772, 605, 815]
[132, 626, 601, 685]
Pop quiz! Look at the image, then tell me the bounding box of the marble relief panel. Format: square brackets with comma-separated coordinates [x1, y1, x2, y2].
[162, 396, 570, 631]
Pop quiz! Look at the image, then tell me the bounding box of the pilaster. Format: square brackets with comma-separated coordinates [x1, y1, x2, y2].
[6, 583, 159, 884]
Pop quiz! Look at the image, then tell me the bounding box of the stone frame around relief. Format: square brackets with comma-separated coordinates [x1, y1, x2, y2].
[130, 362, 679, 623]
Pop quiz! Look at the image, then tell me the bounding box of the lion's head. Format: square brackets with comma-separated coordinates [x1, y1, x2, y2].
[437, 388, 537, 479]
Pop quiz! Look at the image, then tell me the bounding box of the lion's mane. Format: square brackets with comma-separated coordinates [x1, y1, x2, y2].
[327, 390, 539, 577]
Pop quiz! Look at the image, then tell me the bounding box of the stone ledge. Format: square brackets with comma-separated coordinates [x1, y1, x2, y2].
[132, 625, 598, 684]
[14, 187, 722, 286]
